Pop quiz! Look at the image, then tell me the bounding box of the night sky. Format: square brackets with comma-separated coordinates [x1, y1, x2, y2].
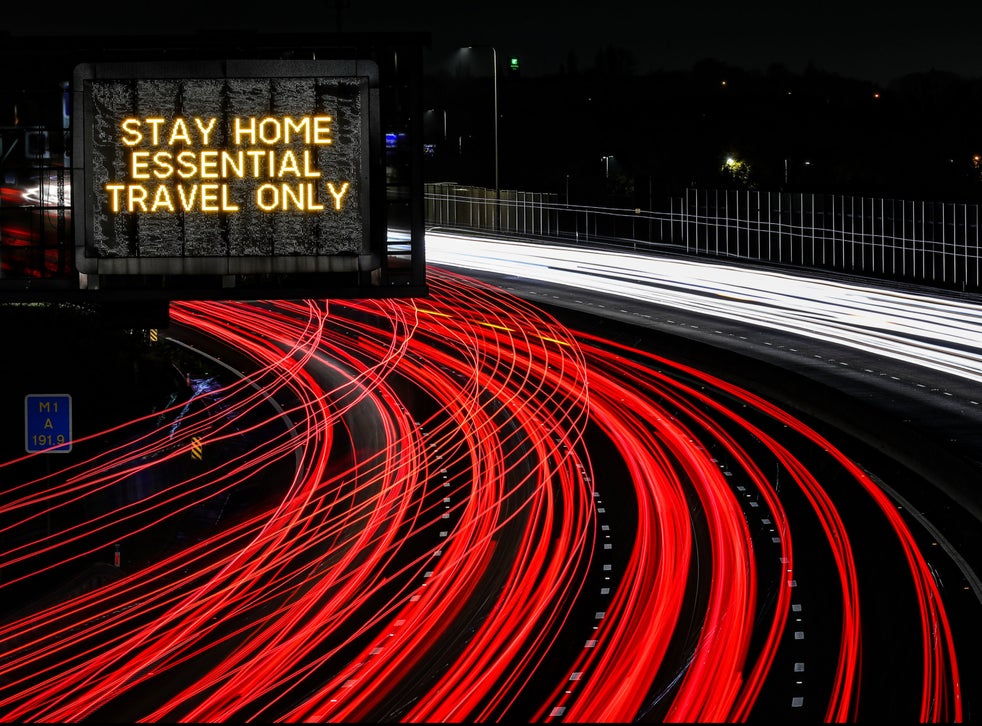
[4, 1, 982, 85]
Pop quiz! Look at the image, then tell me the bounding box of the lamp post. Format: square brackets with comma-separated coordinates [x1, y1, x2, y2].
[424, 108, 448, 142]
[463, 45, 499, 229]
[602, 155, 613, 178]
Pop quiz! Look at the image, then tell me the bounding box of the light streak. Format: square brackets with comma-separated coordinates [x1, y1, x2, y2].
[426, 232, 982, 384]
[0, 264, 968, 722]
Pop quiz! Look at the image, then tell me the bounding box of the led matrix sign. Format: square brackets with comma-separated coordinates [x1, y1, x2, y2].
[74, 60, 380, 277]
[106, 115, 349, 214]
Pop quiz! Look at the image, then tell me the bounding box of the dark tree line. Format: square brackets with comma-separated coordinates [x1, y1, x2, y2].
[423, 46, 982, 208]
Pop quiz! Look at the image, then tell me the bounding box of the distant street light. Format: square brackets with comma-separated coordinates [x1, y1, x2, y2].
[424, 108, 448, 142]
[722, 155, 751, 187]
[602, 155, 614, 178]
[783, 158, 810, 186]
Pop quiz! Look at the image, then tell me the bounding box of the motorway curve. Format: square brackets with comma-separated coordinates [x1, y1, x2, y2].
[0, 236, 978, 722]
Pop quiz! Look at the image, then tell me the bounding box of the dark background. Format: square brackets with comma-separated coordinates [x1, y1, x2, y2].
[5, 1, 982, 207]
[7, 2, 982, 84]
[422, 56, 982, 208]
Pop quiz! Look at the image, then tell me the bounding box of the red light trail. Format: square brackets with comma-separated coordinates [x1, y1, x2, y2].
[0, 267, 967, 722]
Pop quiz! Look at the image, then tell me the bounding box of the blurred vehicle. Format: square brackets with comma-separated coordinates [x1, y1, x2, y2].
[1, 125, 73, 281]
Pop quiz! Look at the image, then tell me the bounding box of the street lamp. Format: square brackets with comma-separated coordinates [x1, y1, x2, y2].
[602, 155, 614, 178]
[424, 108, 448, 142]
[463, 45, 499, 229]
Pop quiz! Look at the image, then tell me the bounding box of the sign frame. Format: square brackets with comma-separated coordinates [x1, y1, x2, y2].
[0, 31, 429, 305]
[72, 58, 382, 279]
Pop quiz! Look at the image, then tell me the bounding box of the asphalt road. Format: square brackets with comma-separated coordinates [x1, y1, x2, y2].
[443, 258, 982, 720]
[1, 247, 980, 720]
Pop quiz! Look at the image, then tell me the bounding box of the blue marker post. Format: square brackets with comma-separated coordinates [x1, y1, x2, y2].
[25, 394, 73, 453]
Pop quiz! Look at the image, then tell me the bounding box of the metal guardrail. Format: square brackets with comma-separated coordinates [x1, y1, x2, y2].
[680, 188, 981, 293]
[424, 182, 685, 247]
[425, 182, 982, 293]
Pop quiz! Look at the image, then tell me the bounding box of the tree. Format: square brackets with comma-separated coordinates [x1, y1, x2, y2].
[721, 157, 755, 189]
[594, 45, 637, 77]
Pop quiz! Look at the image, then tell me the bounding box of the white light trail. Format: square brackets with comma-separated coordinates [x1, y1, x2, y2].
[425, 232, 982, 384]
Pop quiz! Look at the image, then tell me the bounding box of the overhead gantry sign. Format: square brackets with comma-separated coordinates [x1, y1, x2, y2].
[74, 60, 379, 281]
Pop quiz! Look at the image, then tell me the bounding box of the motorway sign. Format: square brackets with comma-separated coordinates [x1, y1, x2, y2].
[25, 394, 72, 453]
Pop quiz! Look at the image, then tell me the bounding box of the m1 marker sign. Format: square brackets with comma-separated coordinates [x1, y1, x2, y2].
[25, 394, 73, 453]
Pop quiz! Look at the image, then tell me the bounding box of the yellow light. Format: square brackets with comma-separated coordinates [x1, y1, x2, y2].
[151, 185, 175, 212]
[108, 113, 347, 216]
[327, 181, 350, 210]
[234, 115, 334, 146]
[167, 118, 193, 145]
